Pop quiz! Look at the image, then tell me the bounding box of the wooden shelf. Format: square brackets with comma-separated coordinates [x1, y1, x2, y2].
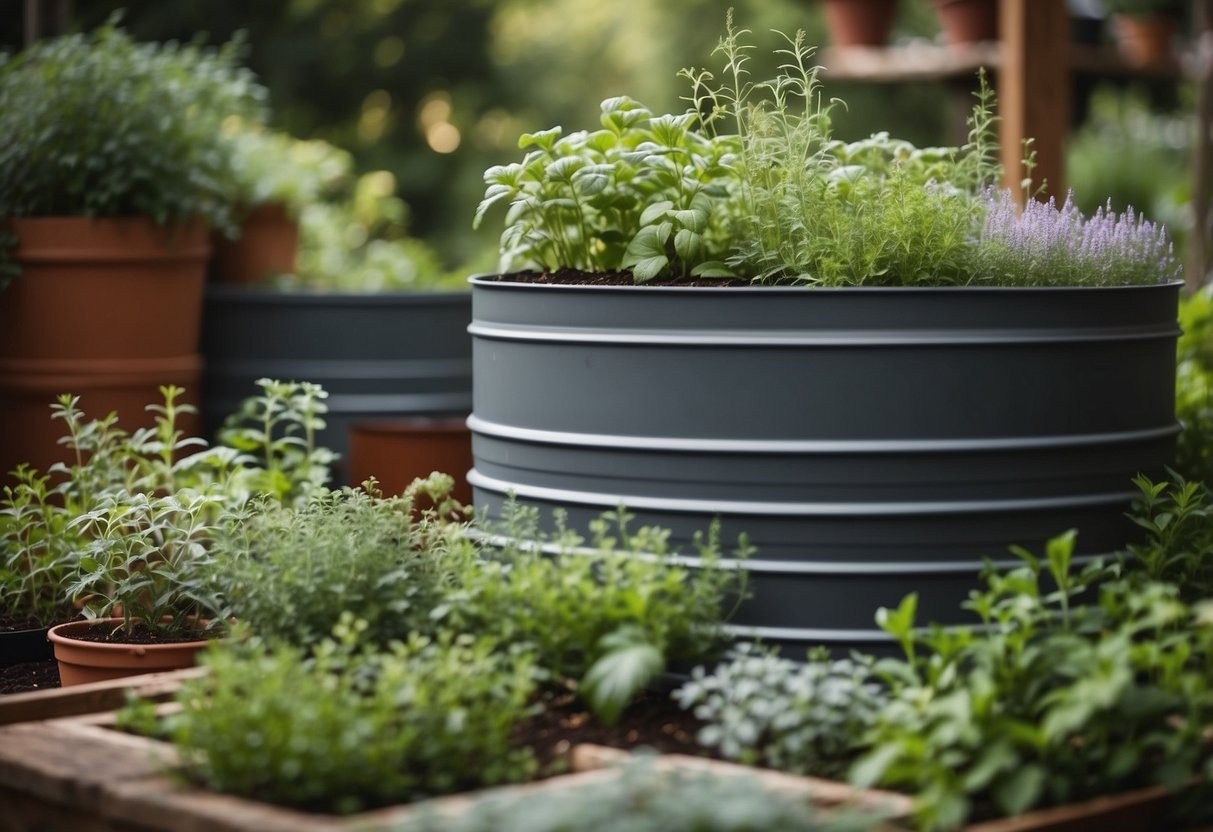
[820, 41, 1188, 84]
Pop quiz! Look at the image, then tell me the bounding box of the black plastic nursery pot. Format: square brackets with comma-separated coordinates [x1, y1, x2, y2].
[468, 276, 1183, 654]
[201, 287, 473, 482]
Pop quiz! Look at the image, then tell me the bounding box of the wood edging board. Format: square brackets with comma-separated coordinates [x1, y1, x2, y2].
[0, 666, 206, 726]
[0, 705, 1182, 832]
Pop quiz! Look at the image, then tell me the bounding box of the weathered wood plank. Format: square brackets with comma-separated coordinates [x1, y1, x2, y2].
[0, 666, 204, 726]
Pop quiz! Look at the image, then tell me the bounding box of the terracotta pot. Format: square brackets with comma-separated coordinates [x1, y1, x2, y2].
[348, 417, 473, 505]
[47, 618, 213, 688]
[822, 0, 898, 47]
[0, 217, 208, 479]
[210, 202, 299, 285]
[932, 0, 998, 45]
[1111, 14, 1176, 67]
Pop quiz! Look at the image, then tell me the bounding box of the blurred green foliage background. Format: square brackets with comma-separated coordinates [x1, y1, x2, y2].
[2, 0, 1197, 274]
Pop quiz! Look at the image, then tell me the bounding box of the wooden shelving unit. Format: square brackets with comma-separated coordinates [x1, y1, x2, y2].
[820, 0, 1212, 285]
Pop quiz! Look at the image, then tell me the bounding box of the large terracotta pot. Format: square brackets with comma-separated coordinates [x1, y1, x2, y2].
[47, 618, 213, 687]
[0, 217, 208, 478]
[822, 0, 898, 47]
[210, 202, 299, 285]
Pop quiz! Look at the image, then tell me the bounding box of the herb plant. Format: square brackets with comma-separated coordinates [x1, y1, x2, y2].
[399, 756, 883, 832]
[675, 643, 886, 778]
[0, 382, 339, 633]
[168, 617, 539, 814]
[214, 476, 469, 649]
[0, 16, 266, 234]
[478, 15, 1180, 287]
[443, 504, 749, 723]
[851, 531, 1213, 830]
[475, 96, 739, 281]
[217, 378, 336, 504]
[67, 488, 229, 638]
[1176, 286, 1213, 486]
[974, 189, 1179, 286]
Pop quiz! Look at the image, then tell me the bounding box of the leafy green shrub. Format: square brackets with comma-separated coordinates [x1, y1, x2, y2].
[1176, 287, 1213, 486]
[0, 382, 337, 630]
[851, 531, 1213, 831]
[399, 756, 884, 832]
[478, 15, 1179, 288]
[442, 505, 749, 723]
[168, 617, 539, 814]
[1126, 474, 1213, 600]
[0, 16, 266, 233]
[214, 476, 469, 649]
[675, 644, 886, 778]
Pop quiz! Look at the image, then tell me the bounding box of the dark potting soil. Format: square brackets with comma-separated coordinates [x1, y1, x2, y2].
[520, 687, 707, 771]
[65, 620, 219, 645]
[0, 612, 45, 633]
[483, 269, 752, 288]
[0, 659, 59, 694]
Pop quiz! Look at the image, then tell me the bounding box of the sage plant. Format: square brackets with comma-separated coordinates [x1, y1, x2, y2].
[976, 188, 1180, 286]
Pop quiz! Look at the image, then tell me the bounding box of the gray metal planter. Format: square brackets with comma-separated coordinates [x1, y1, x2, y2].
[468, 276, 1182, 653]
[201, 287, 473, 481]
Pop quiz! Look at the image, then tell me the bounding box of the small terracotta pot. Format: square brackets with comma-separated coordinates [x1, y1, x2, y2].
[348, 417, 473, 505]
[932, 0, 998, 45]
[1111, 14, 1176, 67]
[822, 0, 898, 47]
[48, 618, 214, 687]
[210, 202, 299, 285]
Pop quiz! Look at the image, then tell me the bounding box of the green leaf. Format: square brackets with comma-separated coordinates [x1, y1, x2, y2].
[519, 126, 562, 151]
[580, 627, 665, 726]
[670, 208, 707, 233]
[673, 228, 702, 263]
[622, 223, 672, 282]
[638, 200, 674, 226]
[850, 743, 902, 788]
[991, 763, 1046, 816]
[80, 556, 100, 573]
[690, 261, 736, 278]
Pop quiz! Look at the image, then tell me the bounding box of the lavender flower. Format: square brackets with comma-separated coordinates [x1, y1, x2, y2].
[976, 188, 1180, 286]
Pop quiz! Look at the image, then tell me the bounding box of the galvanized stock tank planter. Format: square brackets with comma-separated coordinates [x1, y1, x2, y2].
[468, 276, 1182, 653]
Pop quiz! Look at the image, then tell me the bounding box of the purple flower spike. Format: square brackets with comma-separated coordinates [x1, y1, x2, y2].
[976, 188, 1180, 286]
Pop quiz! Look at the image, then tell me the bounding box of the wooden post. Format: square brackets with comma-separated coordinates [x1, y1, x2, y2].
[999, 0, 1069, 203]
[1193, 0, 1213, 291]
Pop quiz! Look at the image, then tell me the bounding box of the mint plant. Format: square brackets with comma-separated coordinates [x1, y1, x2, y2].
[851, 531, 1213, 830]
[675, 643, 886, 778]
[167, 617, 539, 814]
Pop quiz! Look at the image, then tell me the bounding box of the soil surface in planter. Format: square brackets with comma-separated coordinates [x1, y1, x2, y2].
[64, 620, 221, 645]
[522, 688, 706, 769]
[484, 269, 751, 288]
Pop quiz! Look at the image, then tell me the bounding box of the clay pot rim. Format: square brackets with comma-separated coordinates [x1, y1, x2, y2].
[47, 617, 217, 650]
